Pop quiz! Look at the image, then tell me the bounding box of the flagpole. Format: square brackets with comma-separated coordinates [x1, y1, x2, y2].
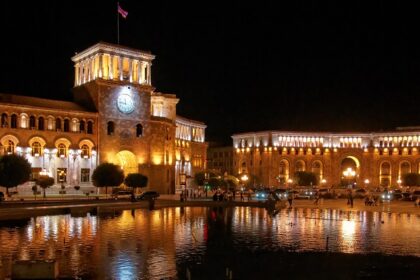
[117, 2, 120, 45]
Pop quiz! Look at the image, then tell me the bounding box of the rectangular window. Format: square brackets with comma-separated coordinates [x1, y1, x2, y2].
[57, 168, 67, 183]
[81, 168, 90, 183]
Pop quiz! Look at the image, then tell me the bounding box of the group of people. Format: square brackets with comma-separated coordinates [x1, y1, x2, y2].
[364, 195, 379, 206]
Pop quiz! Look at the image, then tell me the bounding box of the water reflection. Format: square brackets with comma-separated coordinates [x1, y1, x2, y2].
[0, 207, 418, 279]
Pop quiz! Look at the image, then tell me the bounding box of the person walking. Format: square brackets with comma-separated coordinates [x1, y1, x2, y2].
[287, 190, 294, 208]
[313, 191, 320, 206]
[349, 189, 354, 208]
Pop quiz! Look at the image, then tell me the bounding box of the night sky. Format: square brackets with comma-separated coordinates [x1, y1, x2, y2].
[1, 1, 420, 145]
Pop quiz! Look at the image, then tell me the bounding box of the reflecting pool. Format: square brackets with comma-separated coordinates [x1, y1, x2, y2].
[0, 207, 418, 279]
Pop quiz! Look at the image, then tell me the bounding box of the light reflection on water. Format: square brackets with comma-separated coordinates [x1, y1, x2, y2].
[0, 207, 418, 279]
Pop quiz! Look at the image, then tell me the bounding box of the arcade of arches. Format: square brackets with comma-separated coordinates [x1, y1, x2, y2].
[233, 130, 420, 188]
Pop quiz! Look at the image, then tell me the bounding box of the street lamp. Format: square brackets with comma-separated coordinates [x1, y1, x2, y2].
[240, 174, 249, 191]
[287, 178, 293, 189]
[364, 179, 370, 189]
[397, 179, 402, 188]
[342, 167, 356, 188]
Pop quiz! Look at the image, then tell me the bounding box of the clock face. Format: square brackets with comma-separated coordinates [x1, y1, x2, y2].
[117, 94, 135, 114]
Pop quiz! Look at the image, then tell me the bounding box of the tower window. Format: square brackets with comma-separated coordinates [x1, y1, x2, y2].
[136, 124, 143, 137]
[79, 120, 85, 132]
[38, 117, 44, 131]
[1, 113, 8, 127]
[5, 140, 15, 154]
[29, 116, 36, 129]
[56, 118, 62, 131]
[64, 119, 70, 132]
[32, 142, 42, 156]
[81, 144, 90, 158]
[57, 143, 66, 157]
[87, 121, 93, 134]
[11, 114, 17, 128]
[107, 121, 115, 135]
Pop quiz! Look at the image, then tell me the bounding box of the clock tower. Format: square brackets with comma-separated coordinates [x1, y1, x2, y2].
[71, 42, 178, 194]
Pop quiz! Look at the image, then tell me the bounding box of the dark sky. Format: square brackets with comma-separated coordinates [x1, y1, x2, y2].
[1, 1, 420, 145]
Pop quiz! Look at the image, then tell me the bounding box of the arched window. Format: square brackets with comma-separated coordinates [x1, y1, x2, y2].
[57, 143, 66, 157]
[32, 142, 42, 156]
[1, 113, 8, 127]
[11, 114, 17, 128]
[64, 119, 70, 132]
[79, 120, 85, 132]
[81, 144, 90, 158]
[38, 117, 44, 131]
[87, 121, 93, 134]
[400, 161, 411, 177]
[295, 160, 306, 172]
[29, 116, 36, 129]
[380, 162, 391, 187]
[56, 118, 62, 131]
[107, 121, 115, 135]
[5, 140, 15, 154]
[312, 161, 323, 182]
[136, 124, 143, 137]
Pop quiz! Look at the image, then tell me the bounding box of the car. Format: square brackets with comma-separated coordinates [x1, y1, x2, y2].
[296, 189, 316, 199]
[111, 190, 133, 199]
[136, 191, 160, 200]
[255, 189, 269, 200]
[380, 191, 393, 201]
[0, 191, 4, 202]
[274, 188, 288, 199]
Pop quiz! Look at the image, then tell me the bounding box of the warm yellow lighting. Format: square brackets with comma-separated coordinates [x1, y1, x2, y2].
[397, 179, 402, 184]
[333, 148, 338, 152]
[321, 179, 326, 184]
[364, 148, 368, 152]
[246, 147, 250, 152]
[343, 167, 356, 178]
[240, 174, 249, 182]
[364, 179, 370, 184]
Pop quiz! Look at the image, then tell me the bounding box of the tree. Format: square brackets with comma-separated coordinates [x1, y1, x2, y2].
[194, 171, 217, 186]
[92, 163, 124, 196]
[37, 175, 55, 198]
[402, 173, 420, 187]
[0, 154, 31, 196]
[294, 171, 318, 186]
[124, 173, 148, 194]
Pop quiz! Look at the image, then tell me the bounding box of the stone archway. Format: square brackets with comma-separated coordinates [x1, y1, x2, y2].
[114, 150, 138, 175]
[340, 156, 360, 187]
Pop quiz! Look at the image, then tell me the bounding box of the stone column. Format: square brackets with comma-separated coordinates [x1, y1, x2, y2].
[74, 63, 80, 86]
[137, 61, 141, 84]
[109, 55, 114, 80]
[98, 54, 103, 78]
[128, 58, 133, 82]
[119, 56, 123, 81]
[147, 63, 151, 85]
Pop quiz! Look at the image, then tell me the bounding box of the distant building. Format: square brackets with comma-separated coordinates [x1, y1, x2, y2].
[207, 146, 234, 175]
[232, 130, 420, 188]
[0, 42, 207, 195]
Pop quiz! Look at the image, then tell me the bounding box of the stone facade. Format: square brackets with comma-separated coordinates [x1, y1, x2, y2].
[0, 42, 207, 195]
[232, 130, 420, 188]
[207, 146, 235, 175]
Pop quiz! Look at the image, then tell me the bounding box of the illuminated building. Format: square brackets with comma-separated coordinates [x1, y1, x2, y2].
[0, 42, 207, 194]
[232, 128, 420, 188]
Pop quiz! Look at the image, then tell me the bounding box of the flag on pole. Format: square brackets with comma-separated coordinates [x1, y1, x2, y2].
[118, 3, 128, 19]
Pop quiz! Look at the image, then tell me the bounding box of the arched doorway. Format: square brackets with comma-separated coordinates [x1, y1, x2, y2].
[114, 150, 138, 175]
[340, 157, 359, 187]
[277, 159, 290, 185]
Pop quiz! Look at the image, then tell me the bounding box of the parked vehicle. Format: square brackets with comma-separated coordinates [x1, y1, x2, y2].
[136, 191, 160, 200]
[274, 188, 288, 199]
[255, 189, 269, 200]
[354, 188, 368, 198]
[111, 190, 133, 199]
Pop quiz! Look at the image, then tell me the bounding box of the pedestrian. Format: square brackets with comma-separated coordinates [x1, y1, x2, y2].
[180, 191, 184, 202]
[247, 191, 251, 201]
[415, 197, 420, 207]
[314, 191, 320, 205]
[240, 191, 244, 201]
[287, 191, 293, 208]
[349, 190, 354, 208]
